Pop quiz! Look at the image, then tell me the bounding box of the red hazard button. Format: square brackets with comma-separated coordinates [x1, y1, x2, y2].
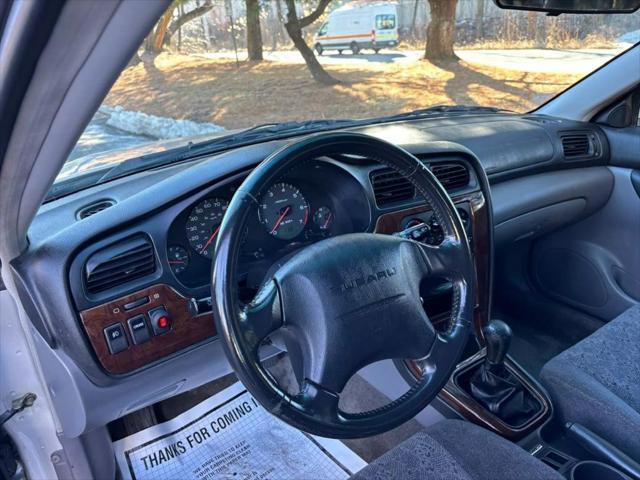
[149, 307, 171, 335]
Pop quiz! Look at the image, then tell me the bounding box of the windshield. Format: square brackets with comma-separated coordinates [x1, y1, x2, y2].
[57, 0, 639, 187]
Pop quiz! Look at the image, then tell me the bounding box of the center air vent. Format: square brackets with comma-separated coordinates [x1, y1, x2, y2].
[560, 132, 597, 158]
[370, 168, 415, 206]
[84, 235, 156, 295]
[77, 199, 116, 220]
[431, 163, 470, 191]
[370, 161, 471, 207]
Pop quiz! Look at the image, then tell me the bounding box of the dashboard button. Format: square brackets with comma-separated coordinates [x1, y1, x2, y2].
[127, 315, 151, 344]
[148, 306, 171, 335]
[123, 297, 149, 311]
[104, 323, 128, 354]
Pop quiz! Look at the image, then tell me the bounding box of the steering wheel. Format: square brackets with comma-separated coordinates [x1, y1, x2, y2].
[212, 132, 475, 438]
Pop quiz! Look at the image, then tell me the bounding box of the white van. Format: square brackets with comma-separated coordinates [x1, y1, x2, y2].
[313, 2, 399, 55]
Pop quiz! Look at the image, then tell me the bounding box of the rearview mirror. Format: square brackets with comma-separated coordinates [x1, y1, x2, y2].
[493, 0, 640, 14]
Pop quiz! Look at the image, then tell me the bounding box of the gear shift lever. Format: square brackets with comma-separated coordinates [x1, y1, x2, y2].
[467, 319, 539, 426]
[483, 319, 512, 370]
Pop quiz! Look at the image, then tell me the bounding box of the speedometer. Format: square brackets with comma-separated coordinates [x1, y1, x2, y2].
[185, 197, 229, 258]
[258, 183, 309, 240]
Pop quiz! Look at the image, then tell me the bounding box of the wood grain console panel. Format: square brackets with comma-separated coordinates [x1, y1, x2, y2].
[79, 284, 216, 375]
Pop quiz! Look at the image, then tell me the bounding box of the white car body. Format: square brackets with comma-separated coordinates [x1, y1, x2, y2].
[313, 2, 399, 54]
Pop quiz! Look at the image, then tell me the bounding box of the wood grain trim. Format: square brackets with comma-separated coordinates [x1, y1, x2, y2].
[406, 351, 551, 439]
[79, 284, 216, 375]
[441, 352, 552, 439]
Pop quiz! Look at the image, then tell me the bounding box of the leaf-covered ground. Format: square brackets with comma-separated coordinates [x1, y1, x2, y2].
[106, 53, 581, 130]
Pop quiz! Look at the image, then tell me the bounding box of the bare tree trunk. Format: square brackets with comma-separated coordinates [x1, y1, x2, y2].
[178, 2, 183, 51]
[410, 0, 420, 37]
[474, 0, 485, 40]
[246, 0, 264, 61]
[424, 0, 458, 61]
[535, 14, 547, 48]
[283, 0, 338, 86]
[151, 4, 176, 53]
[275, 0, 286, 46]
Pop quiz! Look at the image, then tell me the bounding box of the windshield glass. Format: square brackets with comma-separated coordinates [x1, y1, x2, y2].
[57, 0, 639, 185]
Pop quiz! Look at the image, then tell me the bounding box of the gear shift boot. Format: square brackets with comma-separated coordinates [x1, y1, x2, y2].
[457, 320, 543, 428]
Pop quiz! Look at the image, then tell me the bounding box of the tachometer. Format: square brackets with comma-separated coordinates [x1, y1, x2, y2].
[186, 197, 229, 258]
[258, 183, 309, 240]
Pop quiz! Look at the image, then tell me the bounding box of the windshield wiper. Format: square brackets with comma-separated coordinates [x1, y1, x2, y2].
[187, 119, 360, 153]
[46, 120, 362, 201]
[381, 105, 511, 120]
[100, 119, 359, 179]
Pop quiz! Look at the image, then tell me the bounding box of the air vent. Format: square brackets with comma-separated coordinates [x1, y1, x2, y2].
[431, 163, 470, 191]
[560, 132, 596, 158]
[77, 199, 116, 220]
[84, 235, 156, 294]
[370, 168, 415, 206]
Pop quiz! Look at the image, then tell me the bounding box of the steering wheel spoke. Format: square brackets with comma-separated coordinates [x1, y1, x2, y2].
[241, 279, 283, 352]
[416, 235, 467, 281]
[414, 331, 454, 375]
[296, 380, 341, 424]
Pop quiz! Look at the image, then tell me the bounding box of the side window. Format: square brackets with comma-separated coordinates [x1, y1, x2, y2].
[375, 14, 396, 30]
[318, 22, 328, 36]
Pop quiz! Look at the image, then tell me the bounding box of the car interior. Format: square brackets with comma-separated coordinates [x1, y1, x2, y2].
[0, 1, 639, 479]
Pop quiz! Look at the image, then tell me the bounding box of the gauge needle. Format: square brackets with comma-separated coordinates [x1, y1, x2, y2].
[270, 206, 291, 235]
[323, 212, 333, 230]
[200, 225, 221, 254]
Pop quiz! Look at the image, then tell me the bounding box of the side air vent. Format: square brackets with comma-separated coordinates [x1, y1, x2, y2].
[370, 168, 415, 206]
[84, 235, 156, 294]
[560, 132, 597, 158]
[431, 163, 470, 191]
[77, 199, 116, 220]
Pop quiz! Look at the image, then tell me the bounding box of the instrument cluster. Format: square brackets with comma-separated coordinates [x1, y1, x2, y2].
[165, 160, 370, 289]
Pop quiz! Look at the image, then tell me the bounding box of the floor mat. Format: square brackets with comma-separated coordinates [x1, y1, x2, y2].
[113, 382, 366, 480]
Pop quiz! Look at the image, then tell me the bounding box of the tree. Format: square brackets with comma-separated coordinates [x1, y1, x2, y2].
[424, 0, 459, 61]
[166, 1, 214, 45]
[246, 0, 264, 61]
[149, 3, 177, 54]
[284, 0, 339, 85]
[145, 0, 213, 54]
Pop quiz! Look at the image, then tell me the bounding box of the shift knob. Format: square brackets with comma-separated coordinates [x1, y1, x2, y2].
[483, 319, 512, 368]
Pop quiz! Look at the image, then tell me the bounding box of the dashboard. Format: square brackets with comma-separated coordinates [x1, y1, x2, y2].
[65, 152, 482, 376]
[12, 113, 611, 436]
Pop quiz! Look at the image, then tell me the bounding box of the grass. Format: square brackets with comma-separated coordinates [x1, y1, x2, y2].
[105, 53, 582, 130]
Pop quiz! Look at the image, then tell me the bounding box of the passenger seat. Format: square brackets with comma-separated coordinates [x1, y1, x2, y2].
[541, 304, 640, 460]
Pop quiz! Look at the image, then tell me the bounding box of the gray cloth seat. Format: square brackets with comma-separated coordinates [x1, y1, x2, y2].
[541, 304, 640, 460]
[351, 419, 562, 480]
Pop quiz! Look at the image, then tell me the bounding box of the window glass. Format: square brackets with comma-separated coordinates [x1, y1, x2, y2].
[376, 14, 396, 30]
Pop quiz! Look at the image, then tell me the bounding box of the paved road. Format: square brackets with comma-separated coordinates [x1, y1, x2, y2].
[199, 45, 628, 74]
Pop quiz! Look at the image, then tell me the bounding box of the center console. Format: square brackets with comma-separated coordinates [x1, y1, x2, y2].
[439, 320, 552, 439]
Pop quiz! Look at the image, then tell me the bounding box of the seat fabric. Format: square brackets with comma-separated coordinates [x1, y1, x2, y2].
[540, 304, 640, 460]
[351, 419, 562, 480]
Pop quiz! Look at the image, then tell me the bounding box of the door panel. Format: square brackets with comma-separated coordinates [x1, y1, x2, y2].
[532, 162, 640, 320]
